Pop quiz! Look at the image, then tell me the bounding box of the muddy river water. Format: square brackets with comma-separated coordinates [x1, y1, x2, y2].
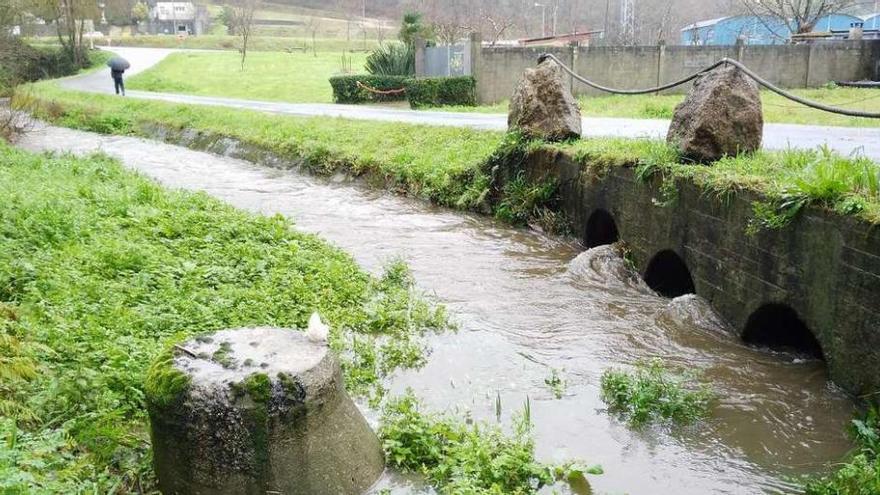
[18, 125, 857, 494]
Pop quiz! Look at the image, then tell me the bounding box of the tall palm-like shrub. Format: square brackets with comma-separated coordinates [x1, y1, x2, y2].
[365, 42, 415, 76]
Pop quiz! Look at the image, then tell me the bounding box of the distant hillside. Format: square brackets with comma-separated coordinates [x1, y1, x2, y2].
[201, 0, 736, 45]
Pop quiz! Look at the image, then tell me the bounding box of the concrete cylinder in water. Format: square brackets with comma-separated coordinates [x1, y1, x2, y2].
[145, 327, 384, 495]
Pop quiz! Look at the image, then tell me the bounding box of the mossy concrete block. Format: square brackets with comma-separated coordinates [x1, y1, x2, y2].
[146, 327, 384, 495]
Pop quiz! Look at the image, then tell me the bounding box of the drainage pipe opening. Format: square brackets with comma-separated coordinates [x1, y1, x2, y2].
[742, 304, 824, 360]
[643, 250, 696, 298]
[584, 209, 619, 248]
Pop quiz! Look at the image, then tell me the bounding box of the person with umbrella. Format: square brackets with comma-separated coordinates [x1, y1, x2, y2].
[107, 56, 131, 96]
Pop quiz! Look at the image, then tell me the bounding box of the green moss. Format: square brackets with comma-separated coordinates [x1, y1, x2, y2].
[235, 373, 272, 404]
[211, 341, 236, 369]
[144, 346, 191, 409]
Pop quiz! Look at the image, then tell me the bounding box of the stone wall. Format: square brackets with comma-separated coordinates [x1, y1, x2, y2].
[499, 149, 880, 396]
[476, 41, 880, 104]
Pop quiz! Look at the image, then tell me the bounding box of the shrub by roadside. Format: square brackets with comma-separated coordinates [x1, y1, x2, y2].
[405, 76, 476, 109]
[328, 74, 408, 104]
[0, 39, 105, 96]
[329, 74, 477, 108]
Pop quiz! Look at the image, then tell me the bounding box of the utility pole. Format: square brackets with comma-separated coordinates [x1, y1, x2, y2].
[535, 2, 546, 37]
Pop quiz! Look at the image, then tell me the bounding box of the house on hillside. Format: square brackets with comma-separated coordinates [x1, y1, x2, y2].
[680, 13, 865, 45]
[142, 1, 209, 35]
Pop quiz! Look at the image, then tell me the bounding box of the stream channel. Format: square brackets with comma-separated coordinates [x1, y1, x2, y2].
[17, 124, 857, 494]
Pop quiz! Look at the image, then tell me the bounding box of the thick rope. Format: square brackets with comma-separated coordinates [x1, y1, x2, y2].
[539, 53, 880, 119]
[356, 80, 406, 95]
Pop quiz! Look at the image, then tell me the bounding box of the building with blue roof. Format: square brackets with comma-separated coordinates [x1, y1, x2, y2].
[680, 13, 870, 45]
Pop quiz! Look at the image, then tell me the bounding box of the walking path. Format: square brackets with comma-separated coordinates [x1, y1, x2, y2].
[64, 47, 880, 161]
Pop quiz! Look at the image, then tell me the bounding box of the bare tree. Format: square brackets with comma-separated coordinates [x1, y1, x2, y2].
[27, 0, 97, 66]
[739, 0, 857, 33]
[480, 10, 517, 45]
[227, 0, 259, 70]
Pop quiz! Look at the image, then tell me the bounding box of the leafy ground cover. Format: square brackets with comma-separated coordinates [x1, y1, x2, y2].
[127, 51, 369, 104]
[0, 144, 448, 492]
[600, 360, 715, 427]
[805, 406, 880, 494]
[444, 87, 880, 128]
[380, 393, 602, 494]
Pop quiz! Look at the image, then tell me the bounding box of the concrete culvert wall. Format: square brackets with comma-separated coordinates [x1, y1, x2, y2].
[585, 209, 619, 248]
[643, 250, 696, 298]
[743, 304, 824, 360]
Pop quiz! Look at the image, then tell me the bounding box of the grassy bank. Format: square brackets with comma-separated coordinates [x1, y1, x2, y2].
[0, 145, 446, 493]
[28, 82, 504, 209]
[0, 124, 594, 495]
[128, 51, 369, 104]
[24, 82, 880, 227]
[0, 143, 451, 492]
[450, 88, 880, 128]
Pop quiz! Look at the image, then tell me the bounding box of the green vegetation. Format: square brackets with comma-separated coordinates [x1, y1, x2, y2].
[600, 360, 714, 427]
[406, 76, 476, 109]
[25, 82, 880, 228]
[28, 82, 503, 209]
[127, 51, 367, 104]
[545, 368, 565, 399]
[365, 41, 414, 76]
[0, 143, 447, 492]
[805, 406, 880, 495]
[457, 89, 880, 128]
[329, 74, 409, 104]
[0, 42, 108, 96]
[380, 392, 601, 494]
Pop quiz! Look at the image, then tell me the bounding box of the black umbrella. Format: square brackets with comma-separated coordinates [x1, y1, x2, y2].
[107, 56, 131, 72]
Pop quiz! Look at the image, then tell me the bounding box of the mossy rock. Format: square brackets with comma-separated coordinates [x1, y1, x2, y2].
[146, 327, 384, 495]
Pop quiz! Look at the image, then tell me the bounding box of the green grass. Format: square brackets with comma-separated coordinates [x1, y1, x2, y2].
[119, 47, 880, 128]
[804, 406, 880, 494]
[600, 360, 715, 427]
[127, 51, 368, 103]
[0, 144, 448, 492]
[451, 89, 880, 128]
[28, 82, 503, 209]
[551, 138, 880, 225]
[24, 81, 880, 226]
[380, 392, 602, 494]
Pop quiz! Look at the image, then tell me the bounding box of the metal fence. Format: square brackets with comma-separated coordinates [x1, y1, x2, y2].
[423, 43, 472, 77]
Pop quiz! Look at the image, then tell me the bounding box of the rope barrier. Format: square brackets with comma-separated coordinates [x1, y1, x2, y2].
[355, 81, 406, 95]
[538, 53, 880, 119]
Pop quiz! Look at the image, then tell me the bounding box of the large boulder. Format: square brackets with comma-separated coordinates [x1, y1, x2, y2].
[508, 58, 582, 141]
[667, 64, 763, 163]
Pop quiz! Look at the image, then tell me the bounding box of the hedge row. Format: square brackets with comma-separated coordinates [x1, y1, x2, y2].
[328, 75, 409, 104]
[0, 39, 84, 95]
[329, 75, 477, 108]
[406, 77, 477, 108]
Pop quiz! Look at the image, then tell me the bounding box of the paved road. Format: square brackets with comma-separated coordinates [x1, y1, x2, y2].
[65, 47, 880, 161]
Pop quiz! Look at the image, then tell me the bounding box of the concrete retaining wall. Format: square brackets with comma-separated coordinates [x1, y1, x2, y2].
[496, 149, 880, 396]
[476, 40, 880, 104]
